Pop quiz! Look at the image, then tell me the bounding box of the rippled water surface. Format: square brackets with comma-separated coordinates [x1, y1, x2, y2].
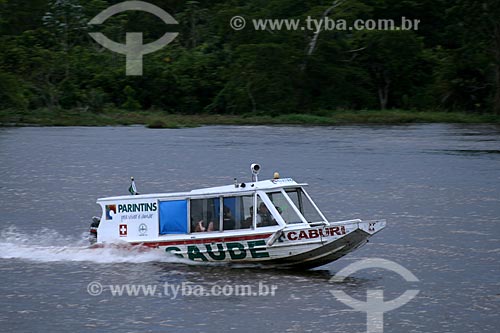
[1, 124, 499, 332]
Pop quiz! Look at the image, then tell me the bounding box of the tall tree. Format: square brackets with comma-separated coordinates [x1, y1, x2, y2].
[448, 0, 500, 114]
[358, 30, 425, 110]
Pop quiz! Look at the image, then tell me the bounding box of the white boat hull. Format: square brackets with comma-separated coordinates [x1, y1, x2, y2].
[127, 220, 386, 269]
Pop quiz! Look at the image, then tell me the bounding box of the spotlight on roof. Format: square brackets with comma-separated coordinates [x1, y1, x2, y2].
[251, 163, 261, 182]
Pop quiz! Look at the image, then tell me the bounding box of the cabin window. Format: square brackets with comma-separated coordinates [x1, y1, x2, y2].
[256, 194, 279, 227]
[190, 197, 220, 232]
[159, 200, 188, 234]
[285, 188, 324, 223]
[222, 195, 254, 230]
[266, 191, 303, 224]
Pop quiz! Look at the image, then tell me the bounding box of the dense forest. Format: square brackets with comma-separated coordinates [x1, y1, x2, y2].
[0, 0, 499, 116]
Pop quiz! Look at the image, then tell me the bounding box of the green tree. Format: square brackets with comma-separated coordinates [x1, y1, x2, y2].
[357, 30, 426, 110]
[448, 0, 500, 114]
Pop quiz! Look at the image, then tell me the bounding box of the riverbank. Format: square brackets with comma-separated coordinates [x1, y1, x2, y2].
[1, 108, 499, 128]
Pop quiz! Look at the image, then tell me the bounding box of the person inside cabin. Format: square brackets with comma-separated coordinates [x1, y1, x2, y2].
[223, 206, 235, 230]
[258, 202, 273, 227]
[194, 220, 206, 232]
[192, 212, 214, 232]
[205, 212, 216, 232]
[242, 206, 254, 229]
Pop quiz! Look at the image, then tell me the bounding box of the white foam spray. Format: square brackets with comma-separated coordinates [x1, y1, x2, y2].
[0, 226, 191, 264]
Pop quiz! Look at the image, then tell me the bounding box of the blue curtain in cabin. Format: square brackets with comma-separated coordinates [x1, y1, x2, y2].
[159, 200, 188, 234]
[223, 197, 236, 216]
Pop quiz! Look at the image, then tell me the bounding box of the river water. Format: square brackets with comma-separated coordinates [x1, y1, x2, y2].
[0, 124, 499, 332]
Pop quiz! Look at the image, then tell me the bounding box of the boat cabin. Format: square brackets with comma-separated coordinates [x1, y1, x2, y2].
[96, 178, 328, 243]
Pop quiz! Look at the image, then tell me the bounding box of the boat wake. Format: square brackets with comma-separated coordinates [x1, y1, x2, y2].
[0, 226, 189, 264]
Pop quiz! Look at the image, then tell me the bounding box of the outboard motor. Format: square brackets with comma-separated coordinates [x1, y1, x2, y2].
[89, 216, 100, 244]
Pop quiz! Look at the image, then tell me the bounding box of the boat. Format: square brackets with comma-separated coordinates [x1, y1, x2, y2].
[89, 164, 385, 269]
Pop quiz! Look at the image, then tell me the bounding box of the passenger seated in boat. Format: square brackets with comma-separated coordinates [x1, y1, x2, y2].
[194, 220, 206, 232]
[207, 221, 214, 231]
[193, 212, 214, 232]
[206, 212, 217, 232]
[257, 202, 273, 227]
[223, 206, 235, 230]
[242, 206, 254, 229]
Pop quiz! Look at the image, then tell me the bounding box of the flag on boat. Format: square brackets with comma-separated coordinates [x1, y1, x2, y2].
[128, 177, 138, 195]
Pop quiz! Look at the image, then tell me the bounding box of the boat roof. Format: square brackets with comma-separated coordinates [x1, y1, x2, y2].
[98, 178, 308, 202]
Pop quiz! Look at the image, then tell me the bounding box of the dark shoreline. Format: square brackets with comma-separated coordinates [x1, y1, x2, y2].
[1, 108, 499, 128]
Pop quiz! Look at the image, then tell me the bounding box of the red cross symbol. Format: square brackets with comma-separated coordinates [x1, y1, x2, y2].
[119, 224, 128, 237]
